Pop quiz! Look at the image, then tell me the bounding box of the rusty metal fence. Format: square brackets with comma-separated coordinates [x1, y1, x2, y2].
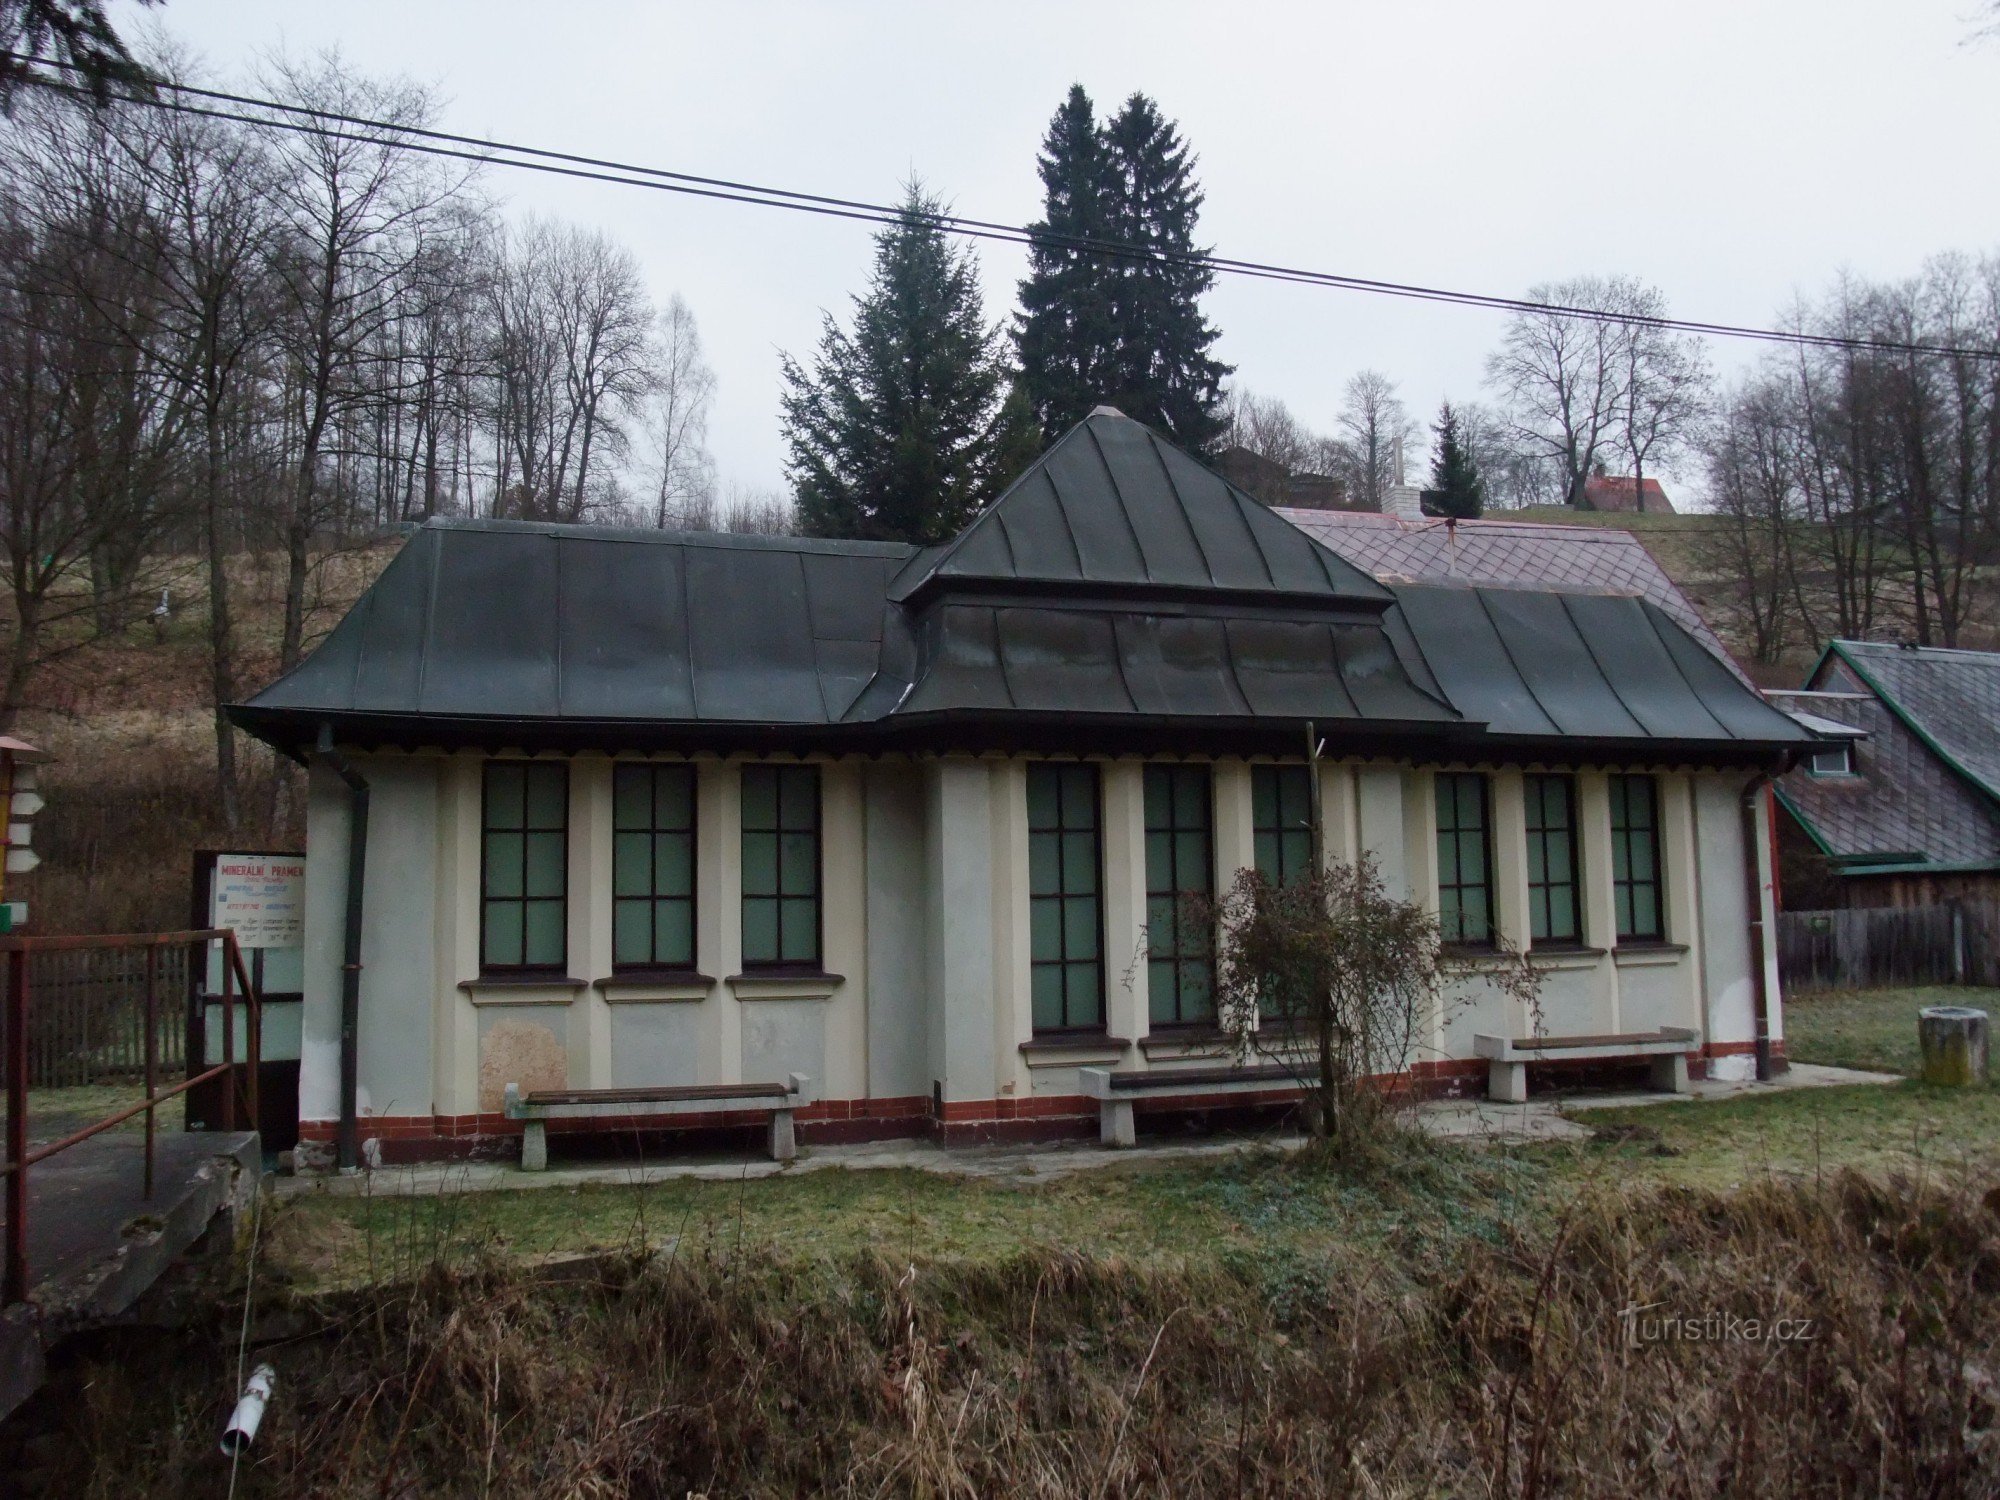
[19, 944, 190, 1087]
[1, 931, 261, 1306]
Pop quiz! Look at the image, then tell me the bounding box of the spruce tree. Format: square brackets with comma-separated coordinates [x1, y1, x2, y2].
[780, 185, 1018, 543]
[1100, 93, 1230, 456]
[1426, 402, 1486, 520]
[1014, 88, 1230, 456]
[1014, 84, 1115, 442]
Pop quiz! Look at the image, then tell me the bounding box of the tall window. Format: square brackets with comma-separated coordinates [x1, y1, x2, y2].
[1611, 774, 1665, 942]
[482, 761, 568, 972]
[613, 764, 696, 970]
[1028, 764, 1103, 1031]
[1253, 765, 1314, 887]
[741, 764, 820, 968]
[1434, 772, 1493, 946]
[1146, 765, 1214, 1026]
[1524, 774, 1581, 945]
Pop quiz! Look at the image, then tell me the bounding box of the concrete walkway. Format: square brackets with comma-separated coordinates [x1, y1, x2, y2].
[276, 1062, 1902, 1202]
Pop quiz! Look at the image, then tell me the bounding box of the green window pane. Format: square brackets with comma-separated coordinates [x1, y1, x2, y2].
[524, 832, 565, 898]
[741, 768, 777, 830]
[1549, 888, 1577, 942]
[1439, 890, 1465, 942]
[742, 897, 778, 963]
[1283, 832, 1311, 883]
[1628, 888, 1659, 939]
[1032, 966, 1064, 1030]
[1546, 833, 1572, 883]
[1173, 769, 1206, 825]
[1064, 963, 1101, 1025]
[1254, 831, 1279, 882]
[1181, 961, 1213, 1018]
[1062, 832, 1096, 891]
[1026, 768, 1058, 828]
[780, 899, 817, 962]
[613, 900, 650, 965]
[1064, 898, 1099, 961]
[1251, 768, 1278, 827]
[1029, 831, 1059, 895]
[523, 899, 564, 966]
[742, 831, 778, 896]
[525, 764, 566, 828]
[484, 763, 525, 826]
[483, 901, 523, 967]
[1030, 898, 1060, 961]
[1145, 831, 1170, 887]
[613, 831, 650, 898]
[779, 768, 818, 830]
[484, 832, 523, 897]
[1527, 834, 1548, 886]
[654, 901, 693, 966]
[655, 767, 694, 829]
[1144, 768, 1170, 826]
[1147, 895, 1177, 949]
[613, 766, 651, 829]
[1175, 832, 1209, 890]
[1060, 765, 1095, 817]
[654, 833, 692, 898]
[1628, 831, 1655, 882]
[779, 832, 818, 895]
[1149, 959, 1176, 1021]
[1461, 890, 1490, 943]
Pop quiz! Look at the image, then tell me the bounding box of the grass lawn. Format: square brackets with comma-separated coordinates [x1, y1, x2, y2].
[266, 985, 2000, 1291]
[25, 1082, 184, 1137]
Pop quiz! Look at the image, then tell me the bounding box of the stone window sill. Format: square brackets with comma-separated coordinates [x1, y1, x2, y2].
[1613, 943, 1689, 968]
[726, 970, 845, 1002]
[1528, 945, 1607, 971]
[597, 969, 715, 1002]
[1020, 1034, 1131, 1066]
[459, 975, 588, 1005]
[1139, 1028, 1239, 1060]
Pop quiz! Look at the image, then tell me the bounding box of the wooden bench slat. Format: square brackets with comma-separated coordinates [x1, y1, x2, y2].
[523, 1082, 791, 1107]
[1508, 1030, 1692, 1052]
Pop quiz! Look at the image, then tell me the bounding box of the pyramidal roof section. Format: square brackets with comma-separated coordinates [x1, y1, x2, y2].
[890, 408, 1393, 607]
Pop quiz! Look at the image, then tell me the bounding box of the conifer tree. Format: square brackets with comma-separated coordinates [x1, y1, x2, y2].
[1427, 402, 1486, 519]
[780, 185, 1019, 543]
[1014, 88, 1229, 456]
[1014, 84, 1113, 441]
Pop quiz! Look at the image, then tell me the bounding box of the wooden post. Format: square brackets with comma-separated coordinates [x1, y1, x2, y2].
[5, 949, 28, 1304]
[1919, 1006, 1989, 1087]
[142, 946, 158, 1200]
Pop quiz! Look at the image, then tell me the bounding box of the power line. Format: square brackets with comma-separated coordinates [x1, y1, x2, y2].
[8, 50, 2000, 364]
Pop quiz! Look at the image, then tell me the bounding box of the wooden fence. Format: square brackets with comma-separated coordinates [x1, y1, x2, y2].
[1778, 899, 2000, 992]
[19, 945, 189, 1088]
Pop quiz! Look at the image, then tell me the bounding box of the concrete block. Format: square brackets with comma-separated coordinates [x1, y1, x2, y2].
[520, 1120, 548, 1172]
[1102, 1098, 1136, 1147]
[768, 1108, 796, 1163]
[1488, 1060, 1528, 1104]
[1650, 1053, 1690, 1095]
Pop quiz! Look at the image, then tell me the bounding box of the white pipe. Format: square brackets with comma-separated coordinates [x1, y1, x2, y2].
[220, 1364, 276, 1457]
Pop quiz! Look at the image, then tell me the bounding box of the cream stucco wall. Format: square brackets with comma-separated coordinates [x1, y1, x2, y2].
[304, 745, 1779, 1136]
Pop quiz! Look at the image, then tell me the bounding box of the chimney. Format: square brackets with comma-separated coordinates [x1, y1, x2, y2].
[1381, 484, 1425, 520]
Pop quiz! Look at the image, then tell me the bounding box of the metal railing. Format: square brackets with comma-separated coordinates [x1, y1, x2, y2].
[1, 930, 262, 1306]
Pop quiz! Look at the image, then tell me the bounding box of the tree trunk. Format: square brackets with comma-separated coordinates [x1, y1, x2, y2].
[204, 405, 242, 833]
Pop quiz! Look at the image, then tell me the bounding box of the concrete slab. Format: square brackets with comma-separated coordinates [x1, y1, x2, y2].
[1559, 1061, 1902, 1113]
[1, 1130, 259, 1421]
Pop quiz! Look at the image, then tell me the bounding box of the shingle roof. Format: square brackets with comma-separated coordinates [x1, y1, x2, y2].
[1581, 476, 1674, 514]
[1274, 508, 1746, 681]
[230, 413, 1810, 764]
[1770, 647, 2000, 871]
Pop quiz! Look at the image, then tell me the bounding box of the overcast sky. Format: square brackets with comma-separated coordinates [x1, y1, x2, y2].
[135, 0, 2000, 504]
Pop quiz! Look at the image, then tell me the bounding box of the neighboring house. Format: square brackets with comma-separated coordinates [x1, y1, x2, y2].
[1770, 641, 2000, 908]
[1274, 508, 1747, 683]
[231, 409, 1810, 1166]
[1214, 444, 1349, 511]
[1581, 476, 1676, 515]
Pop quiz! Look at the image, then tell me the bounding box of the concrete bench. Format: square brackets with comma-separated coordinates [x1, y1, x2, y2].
[1472, 1027, 1698, 1103]
[502, 1074, 813, 1169]
[1079, 1064, 1302, 1147]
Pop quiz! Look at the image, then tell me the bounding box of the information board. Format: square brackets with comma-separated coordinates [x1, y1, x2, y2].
[212, 853, 307, 949]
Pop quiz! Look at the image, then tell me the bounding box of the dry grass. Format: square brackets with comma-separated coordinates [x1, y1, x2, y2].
[15, 1166, 1998, 1496]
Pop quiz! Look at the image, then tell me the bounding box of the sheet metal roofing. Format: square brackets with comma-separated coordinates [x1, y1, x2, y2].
[1772, 643, 2000, 871]
[233, 411, 1809, 763]
[1275, 508, 1746, 682]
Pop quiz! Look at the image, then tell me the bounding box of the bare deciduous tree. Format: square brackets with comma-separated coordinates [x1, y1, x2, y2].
[646, 293, 715, 529]
[1335, 370, 1418, 510]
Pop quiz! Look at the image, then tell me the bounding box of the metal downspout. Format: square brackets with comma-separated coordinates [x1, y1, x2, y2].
[316, 724, 369, 1170]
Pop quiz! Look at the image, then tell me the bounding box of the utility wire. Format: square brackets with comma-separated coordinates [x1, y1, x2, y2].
[8, 50, 2000, 364]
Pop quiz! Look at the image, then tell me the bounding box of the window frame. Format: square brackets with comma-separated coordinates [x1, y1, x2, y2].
[1806, 744, 1855, 777]
[1027, 762, 1107, 1034]
[1434, 771, 1495, 948]
[1523, 773, 1583, 947]
[611, 762, 698, 974]
[739, 763, 823, 971]
[1610, 773, 1667, 944]
[479, 759, 570, 975]
[1252, 764, 1315, 888]
[1144, 763, 1216, 1028]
